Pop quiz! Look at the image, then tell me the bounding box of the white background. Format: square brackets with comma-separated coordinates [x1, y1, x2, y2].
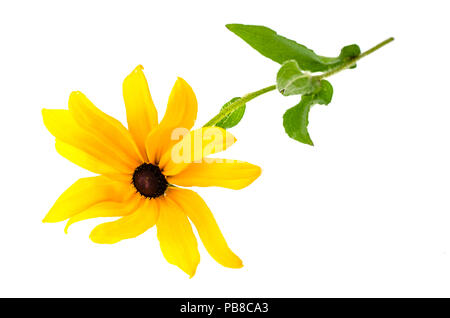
[0, 0, 449, 297]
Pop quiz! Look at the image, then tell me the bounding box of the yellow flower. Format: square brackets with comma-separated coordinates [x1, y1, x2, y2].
[42, 65, 261, 277]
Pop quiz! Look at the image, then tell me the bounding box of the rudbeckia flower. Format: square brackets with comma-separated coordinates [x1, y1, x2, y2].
[42, 65, 261, 277]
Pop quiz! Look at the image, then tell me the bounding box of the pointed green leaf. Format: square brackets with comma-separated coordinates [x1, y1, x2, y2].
[214, 97, 246, 129]
[283, 80, 334, 145]
[226, 24, 360, 72]
[277, 60, 320, 96]
[283, 95, 315, 145]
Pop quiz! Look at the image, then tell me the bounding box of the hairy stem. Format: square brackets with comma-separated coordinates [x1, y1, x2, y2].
[315, 37, 394, 80]
[204, 37, 394, 127]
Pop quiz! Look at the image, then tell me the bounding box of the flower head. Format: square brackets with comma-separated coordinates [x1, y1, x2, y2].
[42, 65, 261, 277]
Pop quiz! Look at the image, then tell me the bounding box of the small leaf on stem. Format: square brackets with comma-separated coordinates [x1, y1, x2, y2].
[213, 97, 247, 129]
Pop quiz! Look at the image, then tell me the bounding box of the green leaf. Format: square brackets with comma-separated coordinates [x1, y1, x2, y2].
[283, 80, 333, 145]
[313, 79, 333, 105]
[318, 44, 361, 69]
[276, 60, 320, 96]
[226, 24, 361, 72]
[283, 95, 315, 145]
[214, 97, 246, 129]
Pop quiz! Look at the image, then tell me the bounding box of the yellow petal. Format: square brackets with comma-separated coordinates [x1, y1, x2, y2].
[43, 176, 133, 223]
[55, 139, 121, 176]
[167, 188, 243, 269]
[68, 91, 144, 165]
[65, 195, 141, 233]
[157, 195, 200, 277]
[159, 127, 236, 176]
[123, 65, 158, 158]
[168, 158, 261, 190]
[145, 77, 197, 164]
[89, 197, 159, 244]
[42, 109, 135, 174]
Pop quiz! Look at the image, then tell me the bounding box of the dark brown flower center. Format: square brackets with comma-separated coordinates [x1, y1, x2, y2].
[132, 163, 168, 199]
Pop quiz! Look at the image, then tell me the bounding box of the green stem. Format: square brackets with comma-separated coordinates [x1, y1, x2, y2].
[315, 37, 394, 80]
[203, 84, 276, 127]
[203, 37, 394, 127]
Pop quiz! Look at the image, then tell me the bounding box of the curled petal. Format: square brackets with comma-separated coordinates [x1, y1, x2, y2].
[159, 127, 236, 176]
[123, 65, 159, 158]
[167, 188, 243, 269]
[65, 196, 141, 233]
[68, 91, 144, 164]
[145, 77, 197, 164]
[168, 158, 261, 190]
[156, 195, 200, 277]
[43, 176, 133, 223]
[55, 139, 121, 177]
[42, 109, 135, 174]
[89, 198, 159, 244]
